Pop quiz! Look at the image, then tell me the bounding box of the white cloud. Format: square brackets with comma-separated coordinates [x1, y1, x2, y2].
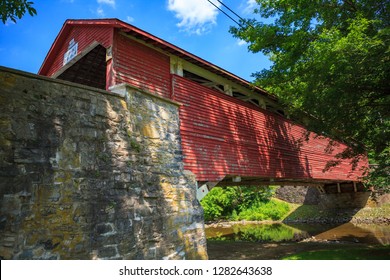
[96, 7, 105, 17]
[242, 0, 257, 15]
[167, 0, 221, 35]
[95, 0, 115, 17]
[97, 0, 115, 7]
[126, 16, 134, 23]
[4, 20, 16, 26]
[237, 39, 247, 46]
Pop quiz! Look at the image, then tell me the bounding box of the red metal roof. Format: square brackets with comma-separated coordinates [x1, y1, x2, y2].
[39, 18, 275, 101]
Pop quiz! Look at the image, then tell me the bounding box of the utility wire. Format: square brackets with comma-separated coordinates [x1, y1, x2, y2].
[206, 0, 244, 28]
[214, 0, 247, 24]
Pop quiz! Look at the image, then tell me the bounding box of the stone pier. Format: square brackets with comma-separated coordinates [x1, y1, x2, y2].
[0, 67, 207, 259]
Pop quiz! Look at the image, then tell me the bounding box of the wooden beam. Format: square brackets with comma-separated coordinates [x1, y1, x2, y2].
[317, 186, 326, 194]
[353, 182, 357, 192]
[236, 94, 253, 101]
[206, 181, 219, 190]
[337, 183, 341, 193]
[248, 99, 260, 107]
[217, 179, 326, 188]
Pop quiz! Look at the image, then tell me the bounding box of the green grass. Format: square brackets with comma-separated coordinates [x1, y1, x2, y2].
[283, 246, 390, 260]
[354, 203, 390, 220]
[285, 204, 332, 220]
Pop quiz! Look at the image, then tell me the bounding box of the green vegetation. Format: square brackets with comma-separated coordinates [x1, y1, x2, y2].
[200, 186, 291, 221]
[1, 0, 37, 24]
[355, 203, 390, 220]
[230, 0, 389, 190]
[201, 186, 390, 223]
[283, 246, 390, 260]
[238, 223, 295, 243]
[129, 139, 141, 153]
[233, 199, 290, 221]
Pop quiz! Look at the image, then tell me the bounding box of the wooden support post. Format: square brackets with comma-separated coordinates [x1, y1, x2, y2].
[337, 183, 341, 193]
[259, 98, 266, 109]
[170, 58, 183, 76]
[317, 186, 325, 194]
[224, 84, 233, 96]
[353, 182, 357, 192]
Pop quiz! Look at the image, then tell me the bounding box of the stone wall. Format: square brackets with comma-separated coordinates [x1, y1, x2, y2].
[318, 192, 371, 209]
[0, 67, 207, 259]
[275, 186, 320, 205]
[275, 185, 375, 209]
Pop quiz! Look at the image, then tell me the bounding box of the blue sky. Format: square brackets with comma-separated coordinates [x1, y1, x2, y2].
[0, 0, 271, 82]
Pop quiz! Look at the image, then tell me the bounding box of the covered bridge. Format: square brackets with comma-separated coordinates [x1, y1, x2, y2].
[39, 18, 368, 192]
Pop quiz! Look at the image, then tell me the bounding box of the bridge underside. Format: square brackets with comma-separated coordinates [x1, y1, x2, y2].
[199, 176, 366, 194]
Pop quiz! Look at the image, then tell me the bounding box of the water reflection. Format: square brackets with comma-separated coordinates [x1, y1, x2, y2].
[205, 222, 390, 245]
[206, 223, 308, 242]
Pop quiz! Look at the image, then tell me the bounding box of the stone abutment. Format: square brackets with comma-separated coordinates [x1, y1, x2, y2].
[0, 67, 207, 260]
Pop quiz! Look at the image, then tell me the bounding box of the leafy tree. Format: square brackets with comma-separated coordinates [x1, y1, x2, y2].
[1, 0, 37, 24]
[231, 0, 389, 190]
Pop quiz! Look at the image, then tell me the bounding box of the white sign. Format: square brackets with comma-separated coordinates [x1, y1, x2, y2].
[63, 39, 78, 66]
[196, 183, 209, 201]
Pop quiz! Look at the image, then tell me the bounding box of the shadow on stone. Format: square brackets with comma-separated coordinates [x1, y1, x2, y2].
[0, 67, 207, 260]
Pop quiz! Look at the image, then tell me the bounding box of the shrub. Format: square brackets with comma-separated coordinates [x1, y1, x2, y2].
[237, 199, 290, 221]
[200, 186, 289, 221]
[200, 187, 239, 220]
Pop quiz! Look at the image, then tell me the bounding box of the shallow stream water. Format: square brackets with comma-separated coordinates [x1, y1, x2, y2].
[205, 222, 390, 259]
[206, 222, 390, 244]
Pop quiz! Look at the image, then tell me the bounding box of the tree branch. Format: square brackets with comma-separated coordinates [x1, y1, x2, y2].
[343, 0, 358, 12]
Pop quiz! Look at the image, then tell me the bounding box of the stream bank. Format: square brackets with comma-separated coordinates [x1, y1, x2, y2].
[204, 203, 390, 260]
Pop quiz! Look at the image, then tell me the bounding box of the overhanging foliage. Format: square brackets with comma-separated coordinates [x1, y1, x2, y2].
[231, 0, 389, 190]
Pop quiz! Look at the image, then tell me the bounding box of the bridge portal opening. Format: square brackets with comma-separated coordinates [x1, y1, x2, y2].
[54, 44, 107, 90]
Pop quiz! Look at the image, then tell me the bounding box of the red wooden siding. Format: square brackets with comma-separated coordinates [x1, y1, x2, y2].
[37, 19, 368, 185]
[45, 26, 113, 77]
[113, 32, 171, 99]
[173, 75, 367, 182]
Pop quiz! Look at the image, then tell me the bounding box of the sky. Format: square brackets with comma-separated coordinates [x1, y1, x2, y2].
[0, 0, 271, 82]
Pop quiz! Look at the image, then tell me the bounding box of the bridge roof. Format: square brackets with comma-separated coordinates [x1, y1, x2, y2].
[39, 18, 276, 102]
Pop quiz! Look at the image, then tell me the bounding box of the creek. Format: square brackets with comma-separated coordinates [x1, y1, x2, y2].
[206, 222, 390, 259]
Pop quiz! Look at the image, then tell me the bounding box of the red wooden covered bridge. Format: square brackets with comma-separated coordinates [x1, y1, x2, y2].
[39, 19, 368, 193]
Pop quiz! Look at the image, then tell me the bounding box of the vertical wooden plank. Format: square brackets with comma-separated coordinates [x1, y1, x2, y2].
[45, 25, 114, 77]
[114, 32, 171, 98]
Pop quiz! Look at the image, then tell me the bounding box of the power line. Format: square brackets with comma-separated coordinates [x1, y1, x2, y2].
[206, 0, 244, 28]
[214, 0, 246, 24]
